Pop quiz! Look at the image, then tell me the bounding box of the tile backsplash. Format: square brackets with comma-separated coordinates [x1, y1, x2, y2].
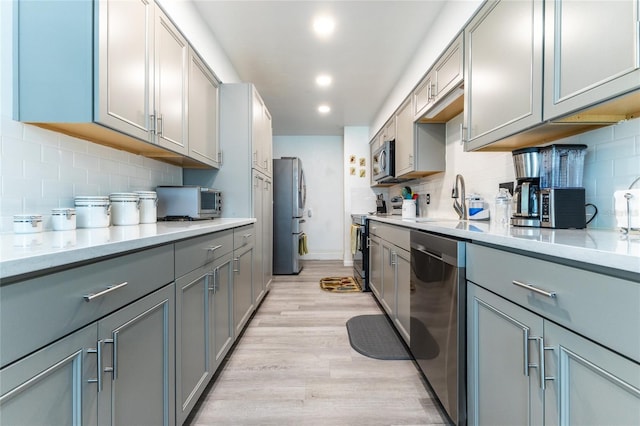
[0, 117, 182, 232]
[389, 114, 640, 230]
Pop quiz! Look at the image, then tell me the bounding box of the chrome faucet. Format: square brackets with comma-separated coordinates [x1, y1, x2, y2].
[452, 174, 467, 220]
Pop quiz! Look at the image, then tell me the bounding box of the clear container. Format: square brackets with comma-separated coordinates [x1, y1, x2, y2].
[13, 214, 43, 234]
[75, 196, 111, 228]
[540, 144, 587, 188]
[51, 208, 76, 231]
[134, 191, 157, 224]
[494, 188, 512, 226]
[109, 193, 140, 226]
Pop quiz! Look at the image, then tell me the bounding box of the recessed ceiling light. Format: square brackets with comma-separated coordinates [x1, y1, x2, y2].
[313, 16, 335, 37]
[315, 74, 332, 87]
[318, 104, 331, 114]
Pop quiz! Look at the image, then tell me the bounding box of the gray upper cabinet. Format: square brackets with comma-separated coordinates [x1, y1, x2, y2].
[414, 32, 464, 123]
[464, 0, 544, 151]
[188, 48, 221, 168]
[14, 0, 215, 168]
[543, 0, 640, 120]
[252, 89, 273, 176]
[154, 7, 189, 155]
[395, 98, 414, 177]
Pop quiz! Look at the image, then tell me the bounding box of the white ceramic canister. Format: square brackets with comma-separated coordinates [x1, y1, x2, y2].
[51, 208, 77, 231]
[401, 199, 417, 219]
[134, 191, 157, 224]
[13, 214, 43, 234]
[75, 196, 111, 228]
[109, 193, 140, 226]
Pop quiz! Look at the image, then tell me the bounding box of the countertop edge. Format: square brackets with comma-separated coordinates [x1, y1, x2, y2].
[1, 218, 256, 281]
[367, 216, 640, 277]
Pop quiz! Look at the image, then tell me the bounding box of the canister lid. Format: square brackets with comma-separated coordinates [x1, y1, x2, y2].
[109, 192, 139, 201]
[13, 214, 43, 222]
[52, 208, 76, 216]
[75, 196, 110, 206]
[134, 191, 157, 199]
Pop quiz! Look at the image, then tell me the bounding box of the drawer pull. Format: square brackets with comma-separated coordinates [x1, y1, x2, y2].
[243, 233, 253, 239]
[205, 244, 223, 253]
[512, 280, 557, 299]
[83, 281, 128, 302]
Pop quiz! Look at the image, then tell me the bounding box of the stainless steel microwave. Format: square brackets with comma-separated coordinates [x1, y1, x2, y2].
[372, 140, 396, 182]
[156, 186, 222, 220]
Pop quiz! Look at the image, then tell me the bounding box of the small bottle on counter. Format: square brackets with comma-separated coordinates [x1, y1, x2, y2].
[494, 188, 512, 226]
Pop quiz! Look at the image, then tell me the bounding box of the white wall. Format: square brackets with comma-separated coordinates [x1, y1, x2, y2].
[342, 126, 377, 265]
[0, 0, 238, 233]
[273, 136, 344, 260]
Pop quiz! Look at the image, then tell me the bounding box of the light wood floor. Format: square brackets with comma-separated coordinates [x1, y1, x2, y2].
[186, 260, 450, 426]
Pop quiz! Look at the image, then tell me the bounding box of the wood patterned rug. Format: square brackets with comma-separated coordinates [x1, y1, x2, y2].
[319, 276, 362, 292]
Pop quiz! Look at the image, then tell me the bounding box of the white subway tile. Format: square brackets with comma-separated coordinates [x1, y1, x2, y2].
[59, 133, 90, 153]
[25, 159, 58, 181]
[59, 165, 88, 184]
[613, 155, 640, 178]
[73, 183, 101, 197]
[109, 175, 129, 192]
[0, 116, 24, 140]
[22, 124, 60, 147]
[87, 142, 117, 158]
[2, 135, 40, 160]
[42, 180, 74, 199]
[578, 125, 615, 145]
[99, 158, 120, 175]
[72, 151, 100, 170]
[1, 151, 24, 179]
[595, 137, 635, 161]
[613, 117, 640, 140]
[42, 145, 74, 168]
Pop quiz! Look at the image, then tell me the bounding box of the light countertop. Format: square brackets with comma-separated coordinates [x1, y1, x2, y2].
[368, 216, 640, 277]
[1, 218, 255, 280]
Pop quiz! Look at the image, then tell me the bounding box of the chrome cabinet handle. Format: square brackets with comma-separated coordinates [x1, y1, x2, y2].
[512, 280, 557, 298]
[538, 337, 555, 390]
[205, 244, 223, 253]
[522, 328, 530, 377]
[207, 269, 219, 293]
[102, 338, 115, 380]
[233, 257, 239, 272]
[414, 246, 443, 262]
[87, 344, 102, 391]
[157, 114, 163, 137]
[243, 233, 253, 240]
[83, 281, 128, 302]
[150, 112, 156, 134]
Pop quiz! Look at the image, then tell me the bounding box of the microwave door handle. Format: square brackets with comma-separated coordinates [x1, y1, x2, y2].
[380, 150, 387, 170]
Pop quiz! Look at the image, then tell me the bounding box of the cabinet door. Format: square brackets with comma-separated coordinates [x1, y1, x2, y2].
[212, 254, 234, 367]
[263, 177, 273, 291]
[544, 321, 640, 426]
[188, 49, 220, 167]
[395, 98, 414, 177]
[434, 33, 464, 101]
[381, 242, 396, 317]
[467, 283, 544, 426]
[368, 234, 383, 299]
[97, 0, 154, 142]
[155, 8, 189, 154]
[176, 267, 211, 425]
[464, 0, 543, 150]
[252, 172, 265, 304]
[233, 245, 254, 336]
[543, 0, 640, 120]
[252, 89, 268, 173]
[413, 72, 436, 120]
[394, 246, 411, 344]
[263, 108, 273, 176]
[98, 284, 175, 426]
[0, 324, 98, 426]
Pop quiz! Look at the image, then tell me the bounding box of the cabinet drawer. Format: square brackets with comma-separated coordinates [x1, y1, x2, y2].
[175, 229, 234, 278]
[0, 245, 174, 368]
[466, 243, 640, 362]
[369, 221, 409, 250]
[234, 224, 255, 249]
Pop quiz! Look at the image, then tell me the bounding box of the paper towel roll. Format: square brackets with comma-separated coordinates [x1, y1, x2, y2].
[614, 189, 640, 229]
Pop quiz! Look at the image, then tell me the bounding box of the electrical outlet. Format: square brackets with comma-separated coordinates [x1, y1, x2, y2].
[426, 193, 431, 204]
[499, 182, 514, 196]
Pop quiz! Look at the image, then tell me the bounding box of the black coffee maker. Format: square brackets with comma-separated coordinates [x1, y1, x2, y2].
[512, 147, 542, 227]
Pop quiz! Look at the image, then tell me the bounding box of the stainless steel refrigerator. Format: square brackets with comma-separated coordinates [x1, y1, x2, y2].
[273, 157, 306, 274]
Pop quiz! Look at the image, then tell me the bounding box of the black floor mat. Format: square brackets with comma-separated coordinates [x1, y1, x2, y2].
[346, 314, 412, 360]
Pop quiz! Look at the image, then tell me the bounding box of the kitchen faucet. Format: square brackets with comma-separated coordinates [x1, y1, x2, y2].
[452, 174, 467, 220]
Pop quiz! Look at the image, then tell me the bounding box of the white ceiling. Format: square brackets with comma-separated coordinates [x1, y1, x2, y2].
[192, 1, 448, 136]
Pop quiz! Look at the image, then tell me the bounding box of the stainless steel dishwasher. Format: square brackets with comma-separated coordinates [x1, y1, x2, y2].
[410, 230, 466, 426]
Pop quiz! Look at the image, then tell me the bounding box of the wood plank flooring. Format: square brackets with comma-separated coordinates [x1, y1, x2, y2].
[186, 260, 450, 426]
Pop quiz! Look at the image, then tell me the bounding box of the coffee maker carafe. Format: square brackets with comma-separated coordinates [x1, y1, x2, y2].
[512, 147, 542, 227]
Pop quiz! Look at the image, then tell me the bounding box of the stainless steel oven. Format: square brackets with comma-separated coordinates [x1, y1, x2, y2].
[350, 214, 369, 291]
[410, 230, 466, 425]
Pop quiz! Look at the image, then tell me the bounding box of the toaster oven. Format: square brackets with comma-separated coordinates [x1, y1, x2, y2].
[156, 186, 222, 220]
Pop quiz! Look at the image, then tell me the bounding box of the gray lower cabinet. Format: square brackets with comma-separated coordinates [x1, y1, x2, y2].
[234, 226, 255, 336]
[175, 252, 233, 425]
[0, 324, 98, 426]
[466, 243, 640, 426]
[368, 221, 410, 344]
[0, 283, 175, 426]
